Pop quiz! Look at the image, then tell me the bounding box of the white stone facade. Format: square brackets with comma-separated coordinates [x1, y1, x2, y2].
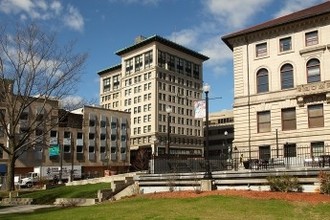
[222, 2, 330, 158]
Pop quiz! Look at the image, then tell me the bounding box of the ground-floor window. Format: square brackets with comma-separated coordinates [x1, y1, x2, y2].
[259, 145, 270, 160]
[284, 143, 296, 157]
[311, 141, 324, 157]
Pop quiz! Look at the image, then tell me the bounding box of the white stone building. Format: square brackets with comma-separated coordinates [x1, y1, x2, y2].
[222, 2, 330, 160]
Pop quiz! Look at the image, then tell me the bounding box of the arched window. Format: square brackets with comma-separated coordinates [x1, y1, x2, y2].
[307, 59, 320, 83]
[257, 68, 269, 93]
[281, 64, 294, 89]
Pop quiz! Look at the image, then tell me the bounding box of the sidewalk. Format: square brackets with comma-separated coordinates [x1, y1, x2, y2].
[0, 205, 54, 214]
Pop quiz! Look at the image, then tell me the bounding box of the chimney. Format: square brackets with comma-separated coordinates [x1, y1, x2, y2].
[135, 35, 147, 44]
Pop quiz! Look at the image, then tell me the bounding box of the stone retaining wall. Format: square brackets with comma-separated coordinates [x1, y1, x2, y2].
[1, 198, 33, 205]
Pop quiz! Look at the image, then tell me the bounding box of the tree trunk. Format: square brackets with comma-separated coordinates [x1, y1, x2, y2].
[5, 154, 16, 191]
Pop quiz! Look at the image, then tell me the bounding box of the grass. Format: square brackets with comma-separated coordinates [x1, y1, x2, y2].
[2, 183, 111, 204]
[2, 194, 330, 220]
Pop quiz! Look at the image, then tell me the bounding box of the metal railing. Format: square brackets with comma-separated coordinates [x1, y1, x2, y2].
[150, 145, 330, 174]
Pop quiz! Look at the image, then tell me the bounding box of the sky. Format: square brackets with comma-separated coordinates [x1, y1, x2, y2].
[0, 0, 326, 112]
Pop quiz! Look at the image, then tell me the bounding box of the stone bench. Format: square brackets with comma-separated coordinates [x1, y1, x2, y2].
[1, 198, 33, 205]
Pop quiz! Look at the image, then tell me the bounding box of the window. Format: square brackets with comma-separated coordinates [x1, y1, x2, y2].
[121, 123, 127, 130]
[158, 50, 166, 68]
[307, 59, 320, 83]
[77, 132, 83, 139]
[100, 146, 106, 154]
[311, 142, 324, 157]
[284, 143, 296, 157]
[177, 58, 184, 74]
[135, 54, 143, 72]
[259, 145, 270, 160]
[100, 133, 106, 140]
[89, 119, 95, 127]
[100, 120, 106, 127]
[305, 31, 318, 46]
[256, 42, 267, 57]
[168, 55, 175, 71]
[282, 108, 296, 130]
[111, 134, 117, 141]
[64, 145, 71, 153]
[89, 146, 95, 153]
[64, 131, 71, 138]
[308, 104, 324, 128]
[111, 147, 116, 153]
[279, 37, 292, 52]
[103, 78, 111, 92]
[0, 144, 3, 158]
[281, 64, 294, 89]
[111, 122, 117, 129]
[257, 111, 271, 133]
[113, 75, 120, 90]
[50, 130, 57, 137]
[76, 145, 83, 153]
[144, 50, 153, 68]
[193, 64, 200, 79]
[121, 135, 126, 141]
[257, 68, 269, 93]
[185, 61, 192, 76]
[125, 58, 133, 74]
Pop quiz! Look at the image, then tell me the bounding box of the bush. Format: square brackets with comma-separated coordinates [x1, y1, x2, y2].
[267, 175, 302, 192]
[318, 171, 330, 194]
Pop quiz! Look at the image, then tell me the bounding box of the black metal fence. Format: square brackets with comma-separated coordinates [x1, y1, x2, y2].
[151, 145, 330, 174]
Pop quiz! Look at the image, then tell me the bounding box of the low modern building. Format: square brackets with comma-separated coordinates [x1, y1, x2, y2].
[0, 103, 130, 177]
[222, 1, 330, 160]
[205, 110, 234, 159]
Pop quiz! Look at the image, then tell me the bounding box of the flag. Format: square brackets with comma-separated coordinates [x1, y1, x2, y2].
[194, 100, 206, 119]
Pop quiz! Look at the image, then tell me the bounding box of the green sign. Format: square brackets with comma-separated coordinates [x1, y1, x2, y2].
[49, 145, 60, 157]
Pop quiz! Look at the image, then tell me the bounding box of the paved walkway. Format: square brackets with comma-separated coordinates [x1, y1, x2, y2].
[0, 205, 54, 214]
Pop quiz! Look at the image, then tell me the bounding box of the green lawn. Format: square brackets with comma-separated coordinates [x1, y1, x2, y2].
[2, 194, 330, 220]
[11, 183, 111, 204]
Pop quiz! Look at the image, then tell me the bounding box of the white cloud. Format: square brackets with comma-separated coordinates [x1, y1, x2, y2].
[168, 29, 199, 46]
[204, 0, 273, 29]
[0, 0, 34, 14]
[50, 1, 62, 15]
[166, 0, 278, 78]
[0, 0, 84, 31]
[108, 0, 161, 5]
[60, 95, 84, 109]
[63, 5, 84, 32]
[274, 0, 325, 18]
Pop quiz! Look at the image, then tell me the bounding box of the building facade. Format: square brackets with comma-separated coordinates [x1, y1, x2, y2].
[98, 35, 209, 158]
[222, 2, 330, 160]
[206, 110, 234, 159]
[0, 103, 130, 177]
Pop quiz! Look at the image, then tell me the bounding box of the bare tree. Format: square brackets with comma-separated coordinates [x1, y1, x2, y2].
[131, 148, 151, 171]
[0, 22, 87, 191]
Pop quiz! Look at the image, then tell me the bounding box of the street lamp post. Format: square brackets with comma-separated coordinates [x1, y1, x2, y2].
[224, 131, 229, 159]
[203, 83, 212, 179]
[166, 106, 172, 157]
